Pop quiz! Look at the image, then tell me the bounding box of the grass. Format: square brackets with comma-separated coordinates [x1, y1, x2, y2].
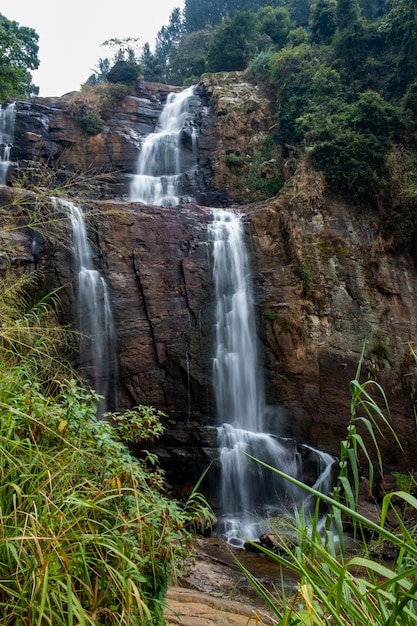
[0, 271, 214, 625]
[239, 345, 417, 625]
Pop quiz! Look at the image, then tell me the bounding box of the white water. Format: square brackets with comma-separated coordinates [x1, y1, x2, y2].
[210, 209, 334, 546]
[129, 86, 198, 206]
[53, 198, 118, 416]
[0, 102, 16, 185]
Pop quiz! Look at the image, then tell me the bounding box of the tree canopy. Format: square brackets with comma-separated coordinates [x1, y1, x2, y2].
[0, 13, 39, 99]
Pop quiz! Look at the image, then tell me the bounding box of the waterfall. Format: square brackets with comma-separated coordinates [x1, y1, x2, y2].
[0, 102, 16, 185]
[53, 198, 118, 416]
[129, 86, 198, 207]
[210, 208, 334, 546]
[211, 209, 264, 432]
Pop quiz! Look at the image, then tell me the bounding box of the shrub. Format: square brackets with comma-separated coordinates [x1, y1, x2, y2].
[79, 111, 104, 135]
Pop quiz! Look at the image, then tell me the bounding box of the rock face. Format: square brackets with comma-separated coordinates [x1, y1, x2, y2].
[8, 80, 223, 204]
[1, 73, 417, 491]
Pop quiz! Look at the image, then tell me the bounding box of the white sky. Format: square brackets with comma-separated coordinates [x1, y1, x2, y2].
[1, 1, 183, 97]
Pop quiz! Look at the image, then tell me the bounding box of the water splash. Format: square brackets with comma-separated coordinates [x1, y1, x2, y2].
[0, 102, 16, 185]
[53, 198, 118, 416]
[129, 86, 198, 206]
[209, 208, 334, 546]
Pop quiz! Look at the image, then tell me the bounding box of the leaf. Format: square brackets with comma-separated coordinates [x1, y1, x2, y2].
[58, 419, 68, 432]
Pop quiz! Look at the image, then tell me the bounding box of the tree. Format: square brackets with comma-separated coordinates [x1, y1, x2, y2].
[283, 0, 311, 25]
[85, 38, 142, 86]
[0, 13, 39, 99]
[333, 0, 368, 83]
[309, 0, 337, 45]
[169, 28, 214, 84]
[382, 0, 417, 95]
[183, 0, 272, 33]
[140, 43, 165, 83]
[86, 58, 111, 85]
[183, 0, 225, 32]
[257, 6, 292, 49]
[336, 0, 363, 30]
[206, 11, 260, 72]
[154, 7, 185, 82]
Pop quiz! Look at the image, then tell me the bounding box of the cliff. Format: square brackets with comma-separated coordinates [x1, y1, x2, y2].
[1, 72, 416, 485]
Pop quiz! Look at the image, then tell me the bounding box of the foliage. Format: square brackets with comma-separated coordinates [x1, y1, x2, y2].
[247, 46, 276, 85]
[86, 37, 142, 86]
[168, 28, 214, 85]
[64, 82, 132, 130]
[0, 12, 39, 99]
[380, 0, 417, 95]
[377, 146, 417, 258]
[183, 0, 268, 33]
[257, 6, 292, 49]
[206, 11, 260, 73]
[309, 0, 338, 44]
[153, 7, 185, 83]
[241, 348, 417, 625]
[247, 141, 284, 200]
[313, 129, 385, 199]
[392, 471, 417, 497]
[79, 111, 104, 135]
[140, 42, 165, 83]
[0, 372, 188, 625]
[222, 132, 284, 202]
[109, 405, 166, 444]
[0, 260, 214, 625]
[267, 44, 337, 143]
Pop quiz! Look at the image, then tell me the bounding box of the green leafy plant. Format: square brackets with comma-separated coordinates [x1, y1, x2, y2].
[109, 404, 166, 443]
[0, 269, 211, 625]
[79, 111, 105, 135]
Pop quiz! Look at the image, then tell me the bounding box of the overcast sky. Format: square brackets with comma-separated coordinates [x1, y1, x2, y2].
[1, 1, 183, 97]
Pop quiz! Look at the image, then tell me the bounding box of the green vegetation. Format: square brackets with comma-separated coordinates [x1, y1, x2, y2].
[0, 258, 214, 624]
[263, 308, 277, 321]
[3, 0, 417, 257]
[0, 13, 39, 98]
[79, 111, 104, 135]
[294, 264, 312, 293]
[136, 0, 417, 260]
[241, 350, 417, 624]
[85, 37, 142, 86]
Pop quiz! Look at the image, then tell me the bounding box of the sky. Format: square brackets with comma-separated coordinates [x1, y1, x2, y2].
[1, 1, 183, 97]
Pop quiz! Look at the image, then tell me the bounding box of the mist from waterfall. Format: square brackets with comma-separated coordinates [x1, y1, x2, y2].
[53, 198, 118, 416]
[210, 208, 334, 546]
[129, 86, 198, 207]
[0, 102, 16, 185]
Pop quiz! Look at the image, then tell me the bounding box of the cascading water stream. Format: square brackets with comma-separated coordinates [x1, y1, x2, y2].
[129, 85, 198, 206]
[210, 209, 334, 546]
[0, 102, 16, 185]
[52, 198, 118, 416]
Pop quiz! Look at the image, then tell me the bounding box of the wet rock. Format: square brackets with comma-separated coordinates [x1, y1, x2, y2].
[1, 72, 417, 488]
